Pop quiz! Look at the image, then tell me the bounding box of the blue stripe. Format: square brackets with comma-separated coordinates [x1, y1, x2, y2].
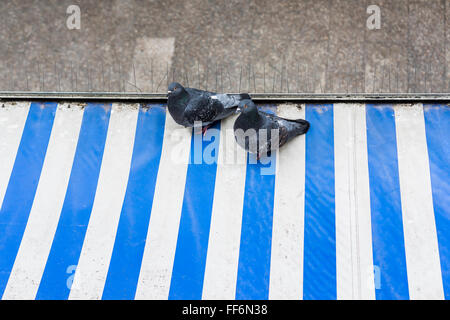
[366, 104, 409, 300]
[235, 105, 276, 300]
[423, 104, 450, 299]
[303, 104, 336, 300]
[235, 155, 276, 300]
[168, 122, 220, 300]
[0, 102, 57, 298]
[102, 105, 166, 300]
[36, 103, 111, 300]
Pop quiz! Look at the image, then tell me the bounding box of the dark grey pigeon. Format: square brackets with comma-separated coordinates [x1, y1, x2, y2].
[233, 100, 310, 158]
[167, 82, 252, 133]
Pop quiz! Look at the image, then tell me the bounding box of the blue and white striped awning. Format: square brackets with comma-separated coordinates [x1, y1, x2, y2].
[0, 101, 448, 300]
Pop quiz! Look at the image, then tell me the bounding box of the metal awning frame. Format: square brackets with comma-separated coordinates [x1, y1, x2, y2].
[0, 91, 449, 103]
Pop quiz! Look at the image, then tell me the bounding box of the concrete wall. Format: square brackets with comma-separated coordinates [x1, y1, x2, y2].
[0, 0, 449, 93]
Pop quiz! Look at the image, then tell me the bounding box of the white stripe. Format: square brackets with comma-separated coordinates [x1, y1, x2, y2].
[68, 103, 139, 300]
[269, 104, 306, 300]
[334, 103, 375, 300]
[0, 102, 30, 208]
[202, 115, 247, 299]
[395, 103, 444, 300]
[2, 103, 83, 299]
[135, 112, 192, 299]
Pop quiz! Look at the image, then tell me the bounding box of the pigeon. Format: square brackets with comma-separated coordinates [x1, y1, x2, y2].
[167, 82, 252, 133]
[233, 99, 310, 159]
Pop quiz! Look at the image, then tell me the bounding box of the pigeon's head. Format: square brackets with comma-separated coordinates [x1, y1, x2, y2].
[167, 82, 185, 97]
[237, 99, 257, 115]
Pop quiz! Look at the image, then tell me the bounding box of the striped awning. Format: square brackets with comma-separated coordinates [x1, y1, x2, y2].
[0, 101, 448, 300]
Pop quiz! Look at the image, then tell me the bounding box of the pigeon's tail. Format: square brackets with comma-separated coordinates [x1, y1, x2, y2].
[224, 93, 252, 108]
[232, 93, 252, 101]
[214, 93, 252, 109]
[290, 118, 310, 136]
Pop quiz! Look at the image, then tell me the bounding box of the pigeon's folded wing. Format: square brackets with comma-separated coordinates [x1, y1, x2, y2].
[212, 93, 251, 109]
[186, 87, 217, 97]
[183, 95, 219, 125]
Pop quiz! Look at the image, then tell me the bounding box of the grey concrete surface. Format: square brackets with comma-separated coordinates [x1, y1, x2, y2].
[0, 0, 448, 93]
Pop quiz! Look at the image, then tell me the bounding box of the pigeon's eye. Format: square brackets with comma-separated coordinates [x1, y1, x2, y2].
[174, 87, 177, 90]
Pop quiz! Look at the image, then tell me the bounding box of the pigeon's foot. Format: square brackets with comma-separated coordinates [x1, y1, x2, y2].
[202, 124, 212, 135]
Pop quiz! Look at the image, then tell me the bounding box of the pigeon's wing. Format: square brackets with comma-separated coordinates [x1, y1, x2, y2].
[186, 87, 217, 97]
[261, 111, 309, 141]
[212, 93, 252, 109]
[259, 111, 284, 122]
[277, 125, 290, 148]
[257, 113, 290, 151]
[183, 94, 221, 126]
[185, 89, 244, 123]
[187, 87, 251, 110]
